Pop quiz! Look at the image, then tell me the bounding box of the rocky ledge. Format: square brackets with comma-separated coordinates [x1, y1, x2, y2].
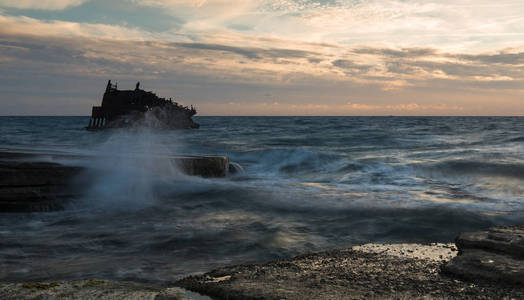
[0, 279, 205, 300]
[0, 160, 83, 212]
[176, 240, 523, 299]
[0, 151, 235, 212]
[443, 225, 524, 284]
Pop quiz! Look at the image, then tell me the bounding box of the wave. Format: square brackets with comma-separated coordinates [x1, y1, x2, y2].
[423, 160, 524, 180]
[506, 136, 524, 143]
[237, 148, 346, 176]
[337, 162, 365, 172]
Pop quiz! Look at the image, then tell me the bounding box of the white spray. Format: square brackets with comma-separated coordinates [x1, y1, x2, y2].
[78, 115, 189, 210]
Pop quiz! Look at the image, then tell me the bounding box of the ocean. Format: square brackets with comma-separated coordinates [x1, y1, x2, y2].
[0, 116, 523, 283]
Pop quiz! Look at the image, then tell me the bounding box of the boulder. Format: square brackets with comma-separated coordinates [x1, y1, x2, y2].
[443, 225, 524, 284]
[174, 155, 230, 178]
[455, 225, 524, 258]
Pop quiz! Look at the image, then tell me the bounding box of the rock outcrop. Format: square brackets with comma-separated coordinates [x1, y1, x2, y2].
[175, 155, 230, 178]
[0, 151, 236, 212]
[443, 225, 524, 284]
[0, 161, 82, 212]
[177, 245, 523, 299]
[0, 279, 195, 300]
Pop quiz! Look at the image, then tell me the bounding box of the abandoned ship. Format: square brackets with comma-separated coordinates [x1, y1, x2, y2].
[86, 80, 199, 130]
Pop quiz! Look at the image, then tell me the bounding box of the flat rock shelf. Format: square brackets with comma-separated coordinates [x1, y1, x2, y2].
[0, 280, 210, 300]
[0, 151, 232, 212]
[176, 237, 524, 299]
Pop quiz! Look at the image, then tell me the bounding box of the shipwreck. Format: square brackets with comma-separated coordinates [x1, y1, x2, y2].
[87, 80, 199, 130]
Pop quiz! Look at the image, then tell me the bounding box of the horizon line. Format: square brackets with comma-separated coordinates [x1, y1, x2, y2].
[1, 115, 523, 118]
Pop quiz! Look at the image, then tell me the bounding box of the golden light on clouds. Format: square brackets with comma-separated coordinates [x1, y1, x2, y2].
[0, 0, 89, 10]
[0, 0, 523, 115]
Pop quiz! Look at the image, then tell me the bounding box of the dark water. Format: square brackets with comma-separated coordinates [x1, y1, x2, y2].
[0, 116, 523, 283]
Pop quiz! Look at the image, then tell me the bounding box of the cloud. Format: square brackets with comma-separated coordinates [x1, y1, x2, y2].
[2, 14, 524, 90]
[0, 0, 89, 10]
[4, 0, 524, 52]
[456, 51, 524, 65]
[353, 47, 438, 58]
[130, 0, 258, 28]
[0, 14, 152, 39]
[99, 0, 524, 54]
[171, 42, 317, 61]
[1, 7, 524, 115]
[331, 59, 373, 74]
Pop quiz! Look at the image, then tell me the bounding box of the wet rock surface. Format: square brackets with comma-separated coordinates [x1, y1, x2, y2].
[177, 246, 523, 300]
[0, 160, 83, 212]
[175, 155, 230, 178]
[0, 151, 233, 212]
[443, 225, 524, 284]
[352, 242, 458, 262]
[0, 280, 187, 300]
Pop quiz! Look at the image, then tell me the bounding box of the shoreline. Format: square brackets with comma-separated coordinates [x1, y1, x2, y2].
[176, 240, 523, 299]
[2, 237, 523, 299]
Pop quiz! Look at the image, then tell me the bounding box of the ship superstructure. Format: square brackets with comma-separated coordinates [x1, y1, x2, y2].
[87, 80, 199, 130]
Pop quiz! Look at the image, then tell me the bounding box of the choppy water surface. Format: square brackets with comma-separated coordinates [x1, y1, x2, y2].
[0, 116, 523, 283]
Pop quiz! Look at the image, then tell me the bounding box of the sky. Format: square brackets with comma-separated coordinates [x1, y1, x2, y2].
[0, 0, 523, 115]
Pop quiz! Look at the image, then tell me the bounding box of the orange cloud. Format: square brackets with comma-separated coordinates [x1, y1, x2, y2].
[0, 0, 88, 10]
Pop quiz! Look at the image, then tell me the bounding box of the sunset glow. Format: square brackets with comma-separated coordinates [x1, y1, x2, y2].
[1, 0, 523, 115]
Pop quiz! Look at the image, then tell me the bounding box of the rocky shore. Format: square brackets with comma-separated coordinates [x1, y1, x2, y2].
[443, 225, 524, 284]
[0, 279, 204, 300]
[177, 241, 522, 299]
[1, 225, 522, 299]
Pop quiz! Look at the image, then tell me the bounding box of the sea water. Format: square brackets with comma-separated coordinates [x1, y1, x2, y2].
[0, 116, 523, 283]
